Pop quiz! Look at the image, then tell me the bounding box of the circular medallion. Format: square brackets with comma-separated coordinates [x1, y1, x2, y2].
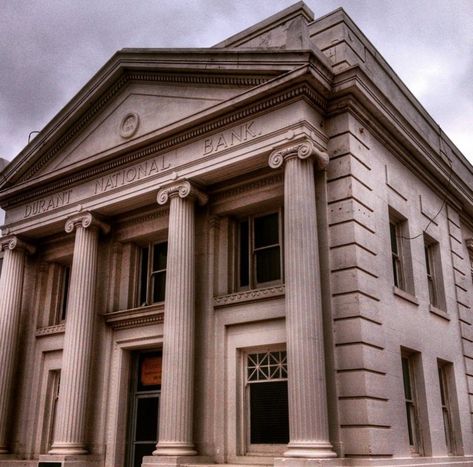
[120, 112, 140, 139]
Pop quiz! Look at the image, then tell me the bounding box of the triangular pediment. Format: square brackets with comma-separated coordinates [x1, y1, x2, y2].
[33, 78, 254, 178]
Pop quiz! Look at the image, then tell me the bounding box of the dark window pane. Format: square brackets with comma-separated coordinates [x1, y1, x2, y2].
[134, 443, 156, 467]
[152, 271, 166, 303]
[61, 267, 70, 321]
[250, 381, 289, 444]
[0, 258, 3, 275]
[153, 242, 168, 272]
[239, 220, 249, 287]
[140, 247, 149, 306]
[390, 223, 398, 254]
[256, 246, 281, 283]
[254, 213, 279, 248]
[135, 397, 159, 441]
[402, 357, 411, 400]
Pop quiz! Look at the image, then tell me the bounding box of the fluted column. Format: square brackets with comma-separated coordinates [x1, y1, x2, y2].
[49, 212, 109, 455]
[0, 236, 35, 453]
[153, 180, 207, 457]
[269, 140, 336, 458]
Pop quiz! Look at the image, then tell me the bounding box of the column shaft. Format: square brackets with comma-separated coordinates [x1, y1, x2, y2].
[50, 224, 99, 454]
[269, 140, 336, 459]
[0, 246, 27, 452]
[154, 194, 197, 456]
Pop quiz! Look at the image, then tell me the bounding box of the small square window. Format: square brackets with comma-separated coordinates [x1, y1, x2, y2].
[238, 211, 283, 290]
[139, 242, 168, 306]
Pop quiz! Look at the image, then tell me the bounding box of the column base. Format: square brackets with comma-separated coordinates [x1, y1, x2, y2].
[142, 455, 213, 467]
[38, 454, 102, 467]
[153, 442, 197, 457]
[48, 443, 88, 456]
[283, 441, 337, 459]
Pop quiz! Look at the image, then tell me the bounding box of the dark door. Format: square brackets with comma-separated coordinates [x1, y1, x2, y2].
[128, 351, 162, 467]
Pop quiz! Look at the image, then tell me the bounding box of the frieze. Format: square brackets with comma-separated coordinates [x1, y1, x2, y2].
[24, 190, 72, 218]
[35, 323, 66, 337]
[203, 121, 261, 155]
[94, 154, 171, 195]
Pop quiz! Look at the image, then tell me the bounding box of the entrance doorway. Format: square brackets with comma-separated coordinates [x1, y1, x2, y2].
[127, 350, 162, 467]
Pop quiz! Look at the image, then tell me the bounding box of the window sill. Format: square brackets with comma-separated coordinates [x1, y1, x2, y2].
[214, 285, 285, 308]
[429, 305, 450, 321]
[105, 303, 164, 329]
[393, 286, 419, 305]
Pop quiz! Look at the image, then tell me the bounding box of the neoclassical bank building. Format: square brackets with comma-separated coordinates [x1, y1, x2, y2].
[1, 3, 473, 467]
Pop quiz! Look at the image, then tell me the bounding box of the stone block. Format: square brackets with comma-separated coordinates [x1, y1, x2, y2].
[328, 198, 375, 233]
[338, 398, 390, 427]
[337, 369, 387, 400]
[329, 222, 377, 255]
[336, 344, 386, 373]
[332, 292, 381, 324]
[334, 317, 384, 349]
[340, 426, 393, 456]
[331, 268, 379, 301]
[330, 243, 378, 277]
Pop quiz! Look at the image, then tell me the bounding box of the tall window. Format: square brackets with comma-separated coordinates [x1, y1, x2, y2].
[59, 266, 70, 322]
[401, 354, 422, 454]
[238, 211, 282, 290]
[246, 350, 289, 447]
[424, 235, 446, 310]
[438, 362, 455, 454]
[390, 221, 403, 288]
[389, 210, 414, 294]
[139, 242, 168, 306]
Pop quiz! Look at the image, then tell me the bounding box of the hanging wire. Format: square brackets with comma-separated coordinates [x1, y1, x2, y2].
[399, 157, 454, 241]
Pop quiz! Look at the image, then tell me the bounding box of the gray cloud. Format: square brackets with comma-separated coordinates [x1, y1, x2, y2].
[0, 0, 472, 162]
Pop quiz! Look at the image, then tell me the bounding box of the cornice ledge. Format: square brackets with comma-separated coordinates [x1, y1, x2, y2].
[268, 138, 329, 170]
[35, 323, 66, 337]
[105, 305, 164, 330]
[214, 285, 285, 308]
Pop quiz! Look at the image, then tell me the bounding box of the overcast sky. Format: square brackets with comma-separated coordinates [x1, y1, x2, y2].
[0, 0, 472, 169]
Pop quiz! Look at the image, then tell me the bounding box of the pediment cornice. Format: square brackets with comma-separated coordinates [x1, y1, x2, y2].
[2, 49, 327, 192]
[1, 78, 327, 209]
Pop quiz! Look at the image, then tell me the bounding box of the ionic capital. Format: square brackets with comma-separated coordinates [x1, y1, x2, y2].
[65, 211, 110, 235]
[0, 235, 36, 255]
[268, 139, 329, 170]
[157, 180, 208, 207]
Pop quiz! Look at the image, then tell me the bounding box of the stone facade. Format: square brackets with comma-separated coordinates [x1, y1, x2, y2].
[1, 3, 473, 467]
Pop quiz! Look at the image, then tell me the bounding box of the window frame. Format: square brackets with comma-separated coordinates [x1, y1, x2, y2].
[423, 234, 446, 311]
[438, 361, 456, 455]
[138, 241, 168, 307]
[389, 209, 415, 295]
[236, 209, 283, 291]
[243, 347, 289, 455]
[401, 353, 423, 455]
